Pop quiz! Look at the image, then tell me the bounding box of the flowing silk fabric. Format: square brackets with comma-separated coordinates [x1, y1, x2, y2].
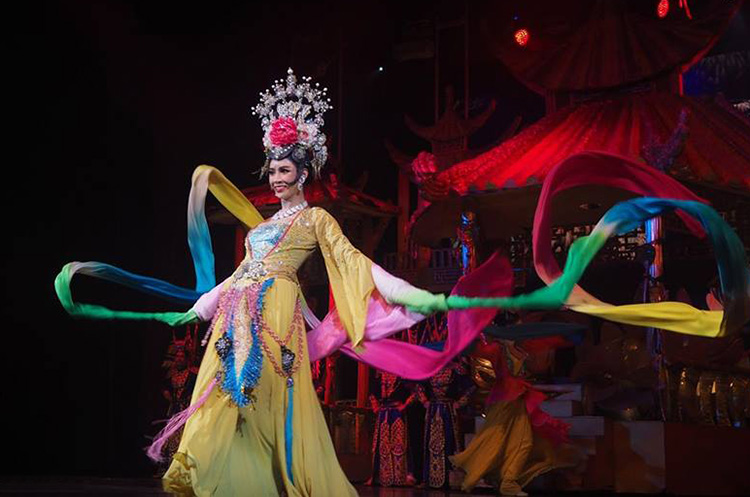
[308, 191, 746, 377]
[444, 197, 747, 338]
[321, 154, 746, 377]
[188, 165, 264, 292]
[57, 159, 748, 381]
[531, 151, 709, 305]
[54, 261, 200, 327]
[55, 165, 263, 325]
[332, 252, 513, 380]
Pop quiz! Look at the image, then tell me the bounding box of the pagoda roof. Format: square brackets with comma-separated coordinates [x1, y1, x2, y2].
[386, 116, 522, 179]
[404, 87, 496, 142]
[410, 91, 750, 245]
[421, 91, 750, 198]
[405, 101, 496, 143]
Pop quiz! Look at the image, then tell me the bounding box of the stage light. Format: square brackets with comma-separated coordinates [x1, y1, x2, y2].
[514, 28, 529, 47]
[657, 0, 670, 18]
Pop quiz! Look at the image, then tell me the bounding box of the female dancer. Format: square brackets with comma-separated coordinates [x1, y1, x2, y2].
[451, 337, 577, 496]
[157, 69, 444, 495]
[57, 68, 449, 496]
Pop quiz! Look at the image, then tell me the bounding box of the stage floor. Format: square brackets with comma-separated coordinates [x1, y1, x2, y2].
[0, 477, 657, 496]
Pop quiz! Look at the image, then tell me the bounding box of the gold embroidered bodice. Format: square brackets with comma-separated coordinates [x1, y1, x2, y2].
[218, 205, 373, 347]
[212, 207, 367, 407]
[229, 207, 321, 288]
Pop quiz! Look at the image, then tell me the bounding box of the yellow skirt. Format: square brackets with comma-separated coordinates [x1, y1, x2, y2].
[163, 279, 357, 497]
[450, 398, 572, 492]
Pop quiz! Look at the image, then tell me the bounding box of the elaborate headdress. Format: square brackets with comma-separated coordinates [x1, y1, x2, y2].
[252, 68, 332, 177]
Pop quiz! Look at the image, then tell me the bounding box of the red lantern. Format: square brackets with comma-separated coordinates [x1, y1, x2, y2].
[514, 28, 530, 47]
[657, 0, 670, 18]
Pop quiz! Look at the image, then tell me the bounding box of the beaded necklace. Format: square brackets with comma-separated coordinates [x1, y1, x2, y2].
[271, 201, 308, 221]
[213, 279, 272, 408]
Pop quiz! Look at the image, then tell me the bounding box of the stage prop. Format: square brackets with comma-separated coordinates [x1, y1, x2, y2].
[391, 1, 750, 493]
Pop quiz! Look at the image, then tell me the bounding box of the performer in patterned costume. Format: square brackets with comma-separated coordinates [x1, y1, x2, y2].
[417, 360, 475, 488]
[368, 371, 416, 486]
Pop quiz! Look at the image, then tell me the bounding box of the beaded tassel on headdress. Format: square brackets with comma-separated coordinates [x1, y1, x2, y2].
[252, 68, 332, 177]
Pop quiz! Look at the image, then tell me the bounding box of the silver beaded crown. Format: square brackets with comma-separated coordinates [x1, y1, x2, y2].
[251, 68, 332, 177]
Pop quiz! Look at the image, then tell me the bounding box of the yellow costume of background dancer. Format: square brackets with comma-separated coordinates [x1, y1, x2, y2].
[451, 339, 580, 496]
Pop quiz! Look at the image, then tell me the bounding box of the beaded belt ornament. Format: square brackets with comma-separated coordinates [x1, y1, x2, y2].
[258, 300, 305, 387]
[233, 259, 268, 283]
[213, 278, 275, 407]
[211, 277, 305, 408]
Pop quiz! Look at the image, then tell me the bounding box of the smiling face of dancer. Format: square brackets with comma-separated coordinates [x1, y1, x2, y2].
[268, 158, 308, 209]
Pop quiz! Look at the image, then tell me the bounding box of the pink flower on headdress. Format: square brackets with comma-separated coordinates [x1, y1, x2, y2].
[269, 117, 299, 146]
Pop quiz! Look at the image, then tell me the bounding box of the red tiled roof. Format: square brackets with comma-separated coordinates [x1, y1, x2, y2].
[422, 92, 750, 198]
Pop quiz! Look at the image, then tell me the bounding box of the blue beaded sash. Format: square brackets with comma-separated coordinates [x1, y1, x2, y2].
[213, 278, 275, 407]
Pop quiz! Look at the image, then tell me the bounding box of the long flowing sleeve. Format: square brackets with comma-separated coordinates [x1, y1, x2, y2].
[305, 207, 516, 380]
[310, 207, 448, 349]
[55, 165, 265, 328]
[312, 208, 375, 348]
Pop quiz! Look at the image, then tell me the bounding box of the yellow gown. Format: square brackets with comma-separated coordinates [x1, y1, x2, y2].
[450, 341, 579, 495]
[164, 207, 372, 496]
